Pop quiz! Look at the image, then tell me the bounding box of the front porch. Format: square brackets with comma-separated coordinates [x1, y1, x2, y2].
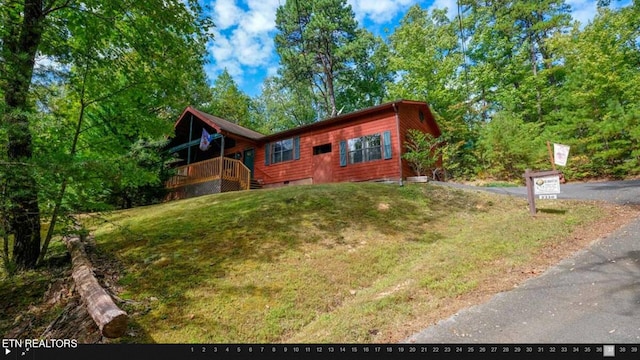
[166, 157, 251, 200]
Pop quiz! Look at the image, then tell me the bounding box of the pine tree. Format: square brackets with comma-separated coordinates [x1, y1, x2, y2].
[274, 0, 375, 119]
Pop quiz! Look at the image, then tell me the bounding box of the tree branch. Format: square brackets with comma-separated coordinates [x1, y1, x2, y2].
[43, 0, 75, 16]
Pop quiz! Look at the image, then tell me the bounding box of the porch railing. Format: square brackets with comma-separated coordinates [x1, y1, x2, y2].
[166, 157, 251, 191]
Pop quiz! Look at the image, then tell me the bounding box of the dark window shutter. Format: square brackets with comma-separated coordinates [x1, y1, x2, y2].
[339, 141, 347, 167]
[265, 143, 270, 166]
[294, 137, 300, 160]
[383, 131, 392, 160]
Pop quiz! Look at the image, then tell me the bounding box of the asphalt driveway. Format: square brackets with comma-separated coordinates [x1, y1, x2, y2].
[404, 180, 640, 343]
[435, 179, 640, 205]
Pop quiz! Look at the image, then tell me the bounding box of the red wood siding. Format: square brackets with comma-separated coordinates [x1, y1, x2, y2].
[397, 103, 441, 178]
[254, 109, 401, 185]
[171, 101, 441, 187]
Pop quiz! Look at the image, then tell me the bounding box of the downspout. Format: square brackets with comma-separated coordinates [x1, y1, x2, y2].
[393, 102, 403, 186]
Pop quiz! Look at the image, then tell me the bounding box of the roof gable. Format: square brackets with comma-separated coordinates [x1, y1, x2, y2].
[174, 100, 440, 142]
[175, 106, 265, 141]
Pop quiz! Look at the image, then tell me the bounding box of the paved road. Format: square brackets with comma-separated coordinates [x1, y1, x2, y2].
[404, 180, 640, 343]
[434, 179, 640, 205]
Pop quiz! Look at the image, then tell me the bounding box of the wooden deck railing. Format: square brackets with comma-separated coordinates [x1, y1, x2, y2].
[166, 157, 251, 191]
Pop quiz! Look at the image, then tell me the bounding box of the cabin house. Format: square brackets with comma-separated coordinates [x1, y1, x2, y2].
[166, 99, 441, 200]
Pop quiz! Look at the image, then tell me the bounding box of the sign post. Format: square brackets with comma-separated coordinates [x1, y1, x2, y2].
[524, 169, 562, 216]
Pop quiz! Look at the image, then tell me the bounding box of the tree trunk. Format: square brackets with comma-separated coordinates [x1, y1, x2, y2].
[1, 181, 10, 263]
[5, 113, 42, 270]
[322, 52, 337, 118]
[2, 0, 46, 269]
[38, 74, 89, 266]
[530, 34, 543, 123]
[65, 235, 128, 338]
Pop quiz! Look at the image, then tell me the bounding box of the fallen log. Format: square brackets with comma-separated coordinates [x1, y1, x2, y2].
[65, 235, 128, 338]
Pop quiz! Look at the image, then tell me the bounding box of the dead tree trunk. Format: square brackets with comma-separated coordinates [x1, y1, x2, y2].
[65, 235, 127, 338]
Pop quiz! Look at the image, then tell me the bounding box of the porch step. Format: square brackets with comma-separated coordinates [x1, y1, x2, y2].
[250, 179, 262, 190]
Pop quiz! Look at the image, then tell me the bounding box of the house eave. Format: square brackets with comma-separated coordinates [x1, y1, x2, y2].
[260, 99, 440, 141]
[173, 99, 440, 144]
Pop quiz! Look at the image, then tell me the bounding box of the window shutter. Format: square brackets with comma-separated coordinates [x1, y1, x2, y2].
[265, 143, 270, 166]
[339, 140, 347, 167]
[294, 137, 300, 160]
[383, 131, 392, 160]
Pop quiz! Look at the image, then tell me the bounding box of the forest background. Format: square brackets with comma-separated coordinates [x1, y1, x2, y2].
[1, 0, 639, 270]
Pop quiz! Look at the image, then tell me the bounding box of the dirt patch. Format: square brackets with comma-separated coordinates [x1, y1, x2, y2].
[5, 238, 126, 343]
[392, 202, 640, 343]
[377, 203, 390, 211]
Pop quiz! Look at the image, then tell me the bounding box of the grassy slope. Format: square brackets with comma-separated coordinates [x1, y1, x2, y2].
[76, 182, 615, 343]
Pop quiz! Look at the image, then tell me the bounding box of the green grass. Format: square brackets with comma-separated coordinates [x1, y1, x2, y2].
[2, 182, 614, 342]
[67, 182, 611, 343]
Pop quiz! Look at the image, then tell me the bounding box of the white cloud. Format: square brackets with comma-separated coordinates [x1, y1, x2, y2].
[566, 0, 633, 27]
[266, 65, 279, 78]
[428, 0, 457, 19]
[212, 0, 242, 30]
[233, 29, 274, 67]
[245, 0, 279, 32]
[348, 0, 416, 24]
[206, 0, 281, 91]
[350, 0, 460, 21]
[565, 0, 597, 27]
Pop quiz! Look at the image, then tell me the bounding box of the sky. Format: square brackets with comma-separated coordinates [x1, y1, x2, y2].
[203, 0, 625, 97]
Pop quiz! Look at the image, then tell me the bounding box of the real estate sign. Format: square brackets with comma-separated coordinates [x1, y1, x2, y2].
[524, 169, 563, 215]
[533, 176, 561, 196]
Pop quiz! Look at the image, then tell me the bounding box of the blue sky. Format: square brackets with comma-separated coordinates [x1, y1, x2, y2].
[203, 0, 623, 97]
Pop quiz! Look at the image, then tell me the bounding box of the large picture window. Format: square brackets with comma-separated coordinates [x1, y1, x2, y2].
[348, 134, 382, 164]
[271, 138, 293, 164]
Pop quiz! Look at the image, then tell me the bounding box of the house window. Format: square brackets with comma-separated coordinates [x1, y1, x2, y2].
[264, 137, 300, 166]
[271, 138, 294, 164]
[348, 134, 382, 164]
[313, 143, 332, 155]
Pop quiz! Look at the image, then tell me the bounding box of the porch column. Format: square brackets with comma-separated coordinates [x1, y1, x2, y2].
[187, 114, 194, 165]
[219, 135, 225, 193]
